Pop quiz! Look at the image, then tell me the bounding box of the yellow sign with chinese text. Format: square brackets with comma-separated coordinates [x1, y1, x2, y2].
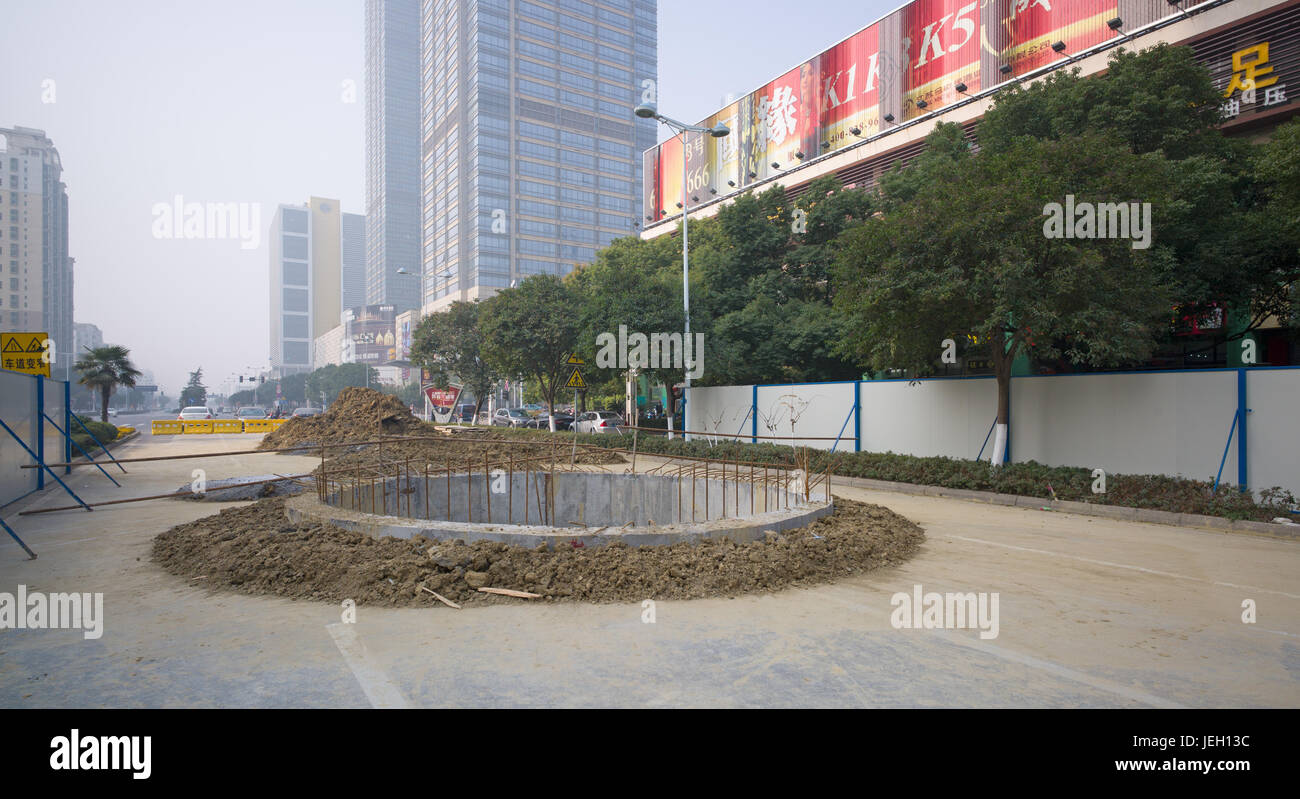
[1, 332, 51, 378]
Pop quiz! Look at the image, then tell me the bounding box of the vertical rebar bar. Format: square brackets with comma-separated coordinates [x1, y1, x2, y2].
[508, 453, 514, 523]
[424, 463, 429, 519]
[445, 458, 451, 522]
[467, 458, 473, 523]
[484, 454, 491, 523]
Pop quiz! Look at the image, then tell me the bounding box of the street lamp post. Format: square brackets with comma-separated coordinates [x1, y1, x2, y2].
[633, 102, 728, 440]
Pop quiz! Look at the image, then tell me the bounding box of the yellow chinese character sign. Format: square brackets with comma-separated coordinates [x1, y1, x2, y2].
[1223, 43, 1278, 97]
[1, 332, 51, 378]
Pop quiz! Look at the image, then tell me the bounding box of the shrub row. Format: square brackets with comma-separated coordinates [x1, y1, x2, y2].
[485, 425, 1296, 523]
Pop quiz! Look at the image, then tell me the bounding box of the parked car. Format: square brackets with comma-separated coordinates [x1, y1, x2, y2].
[456, 404, 477, 423]
[292, 407, 322, 418]
[526, 413, 574, 431]
[236, 406, 269, 419]
[574, 410, 623, 434]
[178, 406, 212, 421]
[107, 408, 118, 417]
[492, 407, 532, 427]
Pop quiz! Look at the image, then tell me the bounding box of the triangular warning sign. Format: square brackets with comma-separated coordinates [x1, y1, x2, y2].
[25, 337, 43, 353]
[565, 367, 586, 389]
[1, 337, 21, 353]
[566, 353, 585, 365]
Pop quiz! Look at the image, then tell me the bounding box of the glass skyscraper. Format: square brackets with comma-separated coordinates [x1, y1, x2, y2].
[420, 0, 658, 312]
[366, 0, 423, 313]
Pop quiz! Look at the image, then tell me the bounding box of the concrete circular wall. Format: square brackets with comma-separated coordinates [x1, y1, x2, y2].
[287, 471, 832, 548]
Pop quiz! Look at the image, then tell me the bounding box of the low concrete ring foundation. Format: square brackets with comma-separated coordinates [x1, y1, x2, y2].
[286, 471, 833, 548]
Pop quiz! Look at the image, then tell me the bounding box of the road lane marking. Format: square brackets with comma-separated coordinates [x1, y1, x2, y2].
[814, 590, 1187, 708]
[947, 534, 1300, 600]
[326, 623, 411, 709]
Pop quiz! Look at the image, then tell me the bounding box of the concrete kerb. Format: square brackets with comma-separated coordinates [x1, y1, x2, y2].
[287, 470, 834, 549]
[829, 473, 1299, 540]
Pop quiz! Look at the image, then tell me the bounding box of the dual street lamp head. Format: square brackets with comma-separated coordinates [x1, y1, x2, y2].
[634, 103, 730, 138]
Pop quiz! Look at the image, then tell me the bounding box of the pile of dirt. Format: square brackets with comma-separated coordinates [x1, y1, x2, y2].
[316, 435, 624, 478]
[152, 497, 924, 607]
[257, 387, 623, 472]
[260, 387, 426, 451]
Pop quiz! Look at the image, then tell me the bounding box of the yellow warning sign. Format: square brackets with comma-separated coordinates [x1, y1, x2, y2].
[1, 332, 51, 378]
[566, 353, 585, 365]
[564, 367, 586, 389]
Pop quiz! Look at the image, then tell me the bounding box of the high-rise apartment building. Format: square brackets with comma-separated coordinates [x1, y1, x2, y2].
[73, 322, 102, 356]
[365, 0, 423, 312]
[269, 198, 366, 377]
[0, 127, 74, 369]
[419, 0, 658, 313]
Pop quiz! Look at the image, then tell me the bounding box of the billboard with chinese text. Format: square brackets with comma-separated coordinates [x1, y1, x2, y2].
[639, 0, 1217, 215]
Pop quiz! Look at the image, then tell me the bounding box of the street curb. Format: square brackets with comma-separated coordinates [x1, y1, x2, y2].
[830, 474, 1300, 540]
[72, 429, 139, 461]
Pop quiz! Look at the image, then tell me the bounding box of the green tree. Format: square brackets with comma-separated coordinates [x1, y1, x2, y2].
[74, 345, 143, 424]
[179, 368, 207, 409]
[976, 43, 1288, 352]
[480, 275, 578, 429]
[569, 234, 683, 426]
[410, 301, 499, 423]
[833, 125, 1175, 464]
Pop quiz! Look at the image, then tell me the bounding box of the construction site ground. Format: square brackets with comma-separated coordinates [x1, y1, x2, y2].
[1, 431, 1296, 708]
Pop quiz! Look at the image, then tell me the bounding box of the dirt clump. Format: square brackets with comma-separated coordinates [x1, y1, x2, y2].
[260, 387, 425, 451]
[256, 386, 622, 473]
[152, 497, 924, 607]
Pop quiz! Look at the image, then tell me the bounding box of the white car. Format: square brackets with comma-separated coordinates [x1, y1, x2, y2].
[178, 406, 212, 420]
[574, 411, 623, 434]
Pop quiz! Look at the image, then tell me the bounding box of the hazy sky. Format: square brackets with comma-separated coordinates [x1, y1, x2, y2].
[0, 0, 895, 397]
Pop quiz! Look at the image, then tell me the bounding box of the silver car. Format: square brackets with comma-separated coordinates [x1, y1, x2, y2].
[574, 411, 623, 434]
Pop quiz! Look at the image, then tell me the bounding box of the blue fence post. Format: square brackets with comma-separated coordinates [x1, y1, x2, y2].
[853, 381, 861, 452]
[751, 385, 758, 444]
[35, 378, 44, 491]
[63, 380, 71, 475]
[1237, 368, 1249, 493]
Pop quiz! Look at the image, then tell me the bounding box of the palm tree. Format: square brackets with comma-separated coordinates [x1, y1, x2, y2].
[75, 345, 142, 423]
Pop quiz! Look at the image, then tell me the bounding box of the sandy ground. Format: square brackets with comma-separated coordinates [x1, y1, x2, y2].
[0, 432, 1296, 708]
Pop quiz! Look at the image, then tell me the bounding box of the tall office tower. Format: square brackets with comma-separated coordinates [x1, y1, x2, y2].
[419, 0, 658, 312]
[0, 127, 74, 371]
[269, 198, 363, 377]
[341, 211, 368, 311]
[365, 0, 423, 312]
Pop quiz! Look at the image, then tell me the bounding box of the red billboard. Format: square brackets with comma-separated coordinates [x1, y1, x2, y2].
[639, 0, 1150, 214]
[999, 0, 1119, 77]
[903, 0, 981, 120]
[820, 24, 883, 150]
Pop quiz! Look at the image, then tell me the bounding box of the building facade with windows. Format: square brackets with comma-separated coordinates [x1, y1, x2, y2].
[0, 127, 73, 371]
[270, 198, 366, 377]
[366, 0, 424, 313]
[419, 0, 658, 314]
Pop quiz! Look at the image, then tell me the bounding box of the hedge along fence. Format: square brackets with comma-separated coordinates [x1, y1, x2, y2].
[482, 425, 1298, 523]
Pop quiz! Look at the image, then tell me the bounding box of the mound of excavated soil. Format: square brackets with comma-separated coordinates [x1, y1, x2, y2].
[260, 387, 426, 451]
[258, 386, 623, 470]
[152, 497, 924, 607]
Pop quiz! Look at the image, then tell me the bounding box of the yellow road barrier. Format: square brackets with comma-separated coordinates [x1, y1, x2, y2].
[212, 419, 246, 434]
[181, 420, 214, 435]
[151, 420, 184, 435]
